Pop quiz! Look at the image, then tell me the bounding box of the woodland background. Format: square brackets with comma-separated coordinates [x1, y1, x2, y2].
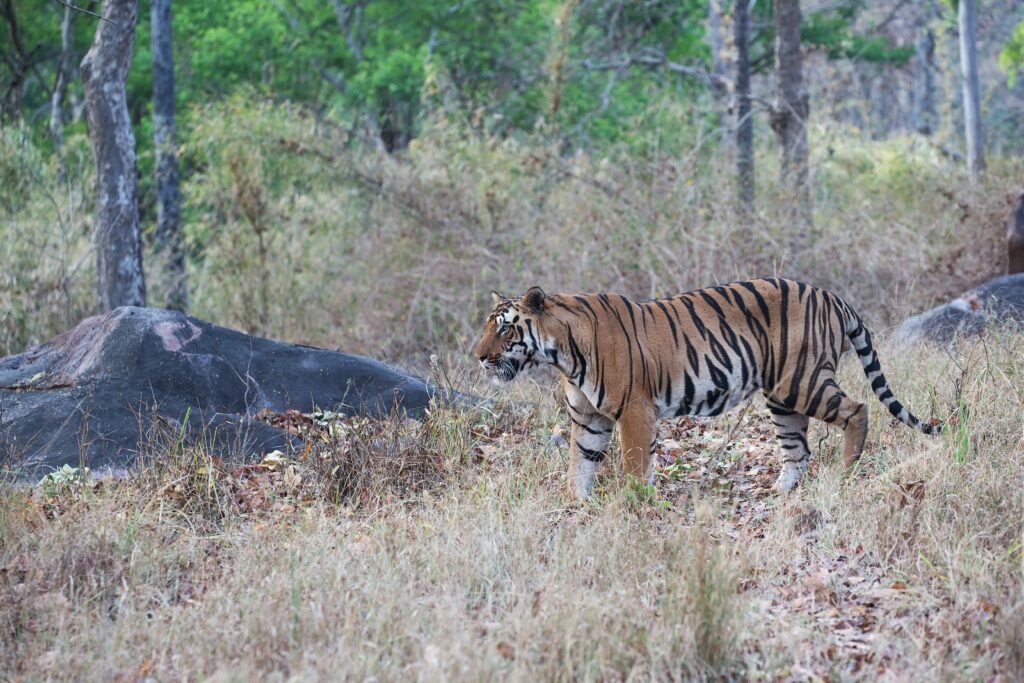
[3, 2, 1024, 680]
[2, 0, 1023, 371]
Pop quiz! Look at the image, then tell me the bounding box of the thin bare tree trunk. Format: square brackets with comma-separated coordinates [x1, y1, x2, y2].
[706, 0, 729, 126]
[152, 0, 187, 311]
[771, 0, 811, 230]
[958, 0, 984, 179]
[917, 25, 933, 135]
[81, 0, 146, 311]
[734, 0, 754, 215]
[49, 4, 73, 152]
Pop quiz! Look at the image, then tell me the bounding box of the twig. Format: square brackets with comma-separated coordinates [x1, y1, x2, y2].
[708, 399, 755, 464]
[868, 0, 910, 35]
[51, 0, 116, 25]
[581, 47, 726, 90]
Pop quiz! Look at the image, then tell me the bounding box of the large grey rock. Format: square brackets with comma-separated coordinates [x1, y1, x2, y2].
[893, 274, 1024, 346]
[0, 307, 452, 479]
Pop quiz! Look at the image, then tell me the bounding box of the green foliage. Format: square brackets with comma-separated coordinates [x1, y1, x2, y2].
[5, 0, 929, 156]
[1000, 19, 1024, 85]
[38, 464, 90, 498]
[0, 127, 95, 356]
[624, 477, 671, 509]
[801, 1, 914, 65]
[0, 125, 41, 214]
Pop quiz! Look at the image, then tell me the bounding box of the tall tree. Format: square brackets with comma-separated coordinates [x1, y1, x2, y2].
[771, 0, 811, 229]
[734, 0, 754, 215]
[706, 0, 729, 117]
[0, 0, 29, 121]
[152, 0, 187, 311]
[913, 23, 936, 135]
[81, 0, 146, 310]
[958, 0, 985, 179]
[49, 3, 74, 152]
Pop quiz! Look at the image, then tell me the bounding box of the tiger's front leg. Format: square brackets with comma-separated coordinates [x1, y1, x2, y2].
[564, 383, 614, 499]
[617, 405, 658, 486]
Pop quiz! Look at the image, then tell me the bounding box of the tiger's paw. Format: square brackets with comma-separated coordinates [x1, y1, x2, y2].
[570, 459, 599, 500]
[773, 468, 802, 494]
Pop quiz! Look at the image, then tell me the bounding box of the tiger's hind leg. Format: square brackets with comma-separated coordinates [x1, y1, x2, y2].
[804, 381, 869, 468]
[766, 399, 811, 493]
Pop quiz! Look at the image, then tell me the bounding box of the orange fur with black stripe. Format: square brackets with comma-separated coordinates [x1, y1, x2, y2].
[474, 278, 941, 498]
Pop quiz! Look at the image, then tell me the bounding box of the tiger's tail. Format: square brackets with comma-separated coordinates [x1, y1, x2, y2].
[845, 312, 941, 435]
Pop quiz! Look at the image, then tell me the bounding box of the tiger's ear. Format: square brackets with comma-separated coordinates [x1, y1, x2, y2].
[523, 286, 547, 314]
[491, 290, 505, 305]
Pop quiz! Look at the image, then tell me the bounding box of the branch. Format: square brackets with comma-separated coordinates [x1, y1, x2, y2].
[868, 0, 910, 35]
[581, 47, 724, 89]
[51, 0, 117, 25]
[314, 60, 346, 95]
[329, 0, 364, 61]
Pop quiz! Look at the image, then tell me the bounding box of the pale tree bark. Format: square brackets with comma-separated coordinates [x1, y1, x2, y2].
[771, 0, 811, 229]
[958, 0, 984, 179]
[152, 0, 187, 311]
[706, 0, 729, 119]
[81, 0, 146, 310]
[734, 0, 754, 215]
[49, 3, 73, 152]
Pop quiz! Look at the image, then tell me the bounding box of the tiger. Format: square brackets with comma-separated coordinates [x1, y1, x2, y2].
[473, 278, 942, 499]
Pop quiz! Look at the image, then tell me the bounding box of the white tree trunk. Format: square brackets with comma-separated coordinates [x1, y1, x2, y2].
[958, 0, 985, 179]
[49, 4, 73, 152]
[706, 0, 729, 116]
[81, 0, 146, 310]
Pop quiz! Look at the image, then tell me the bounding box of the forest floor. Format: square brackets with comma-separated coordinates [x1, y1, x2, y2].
[2, 331, 1023, 681]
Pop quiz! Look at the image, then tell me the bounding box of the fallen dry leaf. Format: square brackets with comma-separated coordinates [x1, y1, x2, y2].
[496, 641, 516, 660]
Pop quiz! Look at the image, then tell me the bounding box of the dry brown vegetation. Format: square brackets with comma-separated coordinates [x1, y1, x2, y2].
[2, 330, 1023, 680]
[3, 101, 1024, 680]
[2, 103, 1021, 370]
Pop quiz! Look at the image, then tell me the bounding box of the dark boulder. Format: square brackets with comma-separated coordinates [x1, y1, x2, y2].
[893, 273, 1024, 346]
[0, 307, 454, 479]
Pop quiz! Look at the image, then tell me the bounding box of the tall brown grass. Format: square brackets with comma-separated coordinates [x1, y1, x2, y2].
[2, 98, 1019, 373]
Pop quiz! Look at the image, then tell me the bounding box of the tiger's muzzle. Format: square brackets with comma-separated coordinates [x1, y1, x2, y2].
[479, 356, 520, 383]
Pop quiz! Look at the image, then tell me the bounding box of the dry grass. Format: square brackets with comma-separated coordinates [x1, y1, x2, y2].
[2, 335, 1023, 681]
[4, 97, 1024, 680]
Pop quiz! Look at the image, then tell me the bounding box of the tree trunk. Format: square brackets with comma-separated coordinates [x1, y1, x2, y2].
[49, 4, 74, 152]
[152, 0, 187, 311]
[1, 0, 27, 121]
[81, 0, 146, 311]
[734, 0, 754, 215]
[1009, 194, 1024, 275]
[706, 0, 729, 123]
[913, 26, 936, 135]
[771, 0, 811, 229]
[958, 0, 984, 179]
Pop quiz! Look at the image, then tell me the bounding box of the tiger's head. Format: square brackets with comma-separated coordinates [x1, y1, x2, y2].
[473, 286, 551, 382]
